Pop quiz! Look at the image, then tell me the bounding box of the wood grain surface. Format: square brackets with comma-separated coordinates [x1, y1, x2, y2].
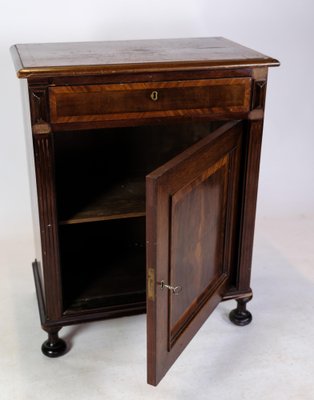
[11, 37, 279, 78]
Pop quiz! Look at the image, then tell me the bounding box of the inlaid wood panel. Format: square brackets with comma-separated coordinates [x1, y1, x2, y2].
[146, 120, 244, 385]
[49, 78, 251, 124]
[169, 156, 229, 347]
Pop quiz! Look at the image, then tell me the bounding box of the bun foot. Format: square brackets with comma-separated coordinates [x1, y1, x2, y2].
[42, 328, 67, 357]
[229, 297, 252, 326]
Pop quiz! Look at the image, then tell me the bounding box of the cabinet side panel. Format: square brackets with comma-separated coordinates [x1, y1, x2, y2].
[24, 81, 63, 321]
[225, 68, 268, 296]
[19, 80, 44, 287]
[32, 130, 63, 320]
[237, 119, 264, 291]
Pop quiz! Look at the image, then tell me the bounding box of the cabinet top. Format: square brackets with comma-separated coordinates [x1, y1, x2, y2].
[11, 37, 279, 79]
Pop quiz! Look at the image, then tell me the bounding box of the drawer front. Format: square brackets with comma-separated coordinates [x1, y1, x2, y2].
[49, 78, 251, 124]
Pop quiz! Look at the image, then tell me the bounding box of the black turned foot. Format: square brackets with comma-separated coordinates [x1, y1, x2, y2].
[229, 297, 252, 326]
[42, 329, 67, 358]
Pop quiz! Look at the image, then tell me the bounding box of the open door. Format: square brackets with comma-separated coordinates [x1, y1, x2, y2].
[146, 120, 244, 385]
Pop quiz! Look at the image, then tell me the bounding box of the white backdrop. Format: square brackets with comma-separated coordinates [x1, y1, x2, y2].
[1, 0, 313, 239]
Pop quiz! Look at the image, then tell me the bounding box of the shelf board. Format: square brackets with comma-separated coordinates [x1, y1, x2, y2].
[64, 293, 146, 314]
[59, 177, 145, 225]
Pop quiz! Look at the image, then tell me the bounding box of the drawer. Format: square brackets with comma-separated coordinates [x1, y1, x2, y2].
[49, 78, 251, 124]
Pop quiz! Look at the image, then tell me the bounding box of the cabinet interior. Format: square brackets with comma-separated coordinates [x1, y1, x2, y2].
[53, 121, 224, 315]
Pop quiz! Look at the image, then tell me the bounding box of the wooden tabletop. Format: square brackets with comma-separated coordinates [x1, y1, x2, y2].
[11, 37, 279, 79]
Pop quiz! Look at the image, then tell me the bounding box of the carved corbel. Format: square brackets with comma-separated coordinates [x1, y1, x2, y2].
[249, 68, 268, 120]
[29, 86, 50, 126]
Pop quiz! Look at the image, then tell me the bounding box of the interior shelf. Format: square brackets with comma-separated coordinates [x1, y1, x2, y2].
[59, 177, 145, 225]
[54, 123, 221, 226]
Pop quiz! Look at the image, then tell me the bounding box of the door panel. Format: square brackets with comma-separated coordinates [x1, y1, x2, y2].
[146, 120, 244, 386]
[169, 156, 229, 348]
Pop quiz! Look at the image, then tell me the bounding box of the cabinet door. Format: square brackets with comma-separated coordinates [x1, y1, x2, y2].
[146, 120, 244, 385]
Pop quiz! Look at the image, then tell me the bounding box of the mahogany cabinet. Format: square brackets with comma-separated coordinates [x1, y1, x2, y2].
[11, 37, 279, 385]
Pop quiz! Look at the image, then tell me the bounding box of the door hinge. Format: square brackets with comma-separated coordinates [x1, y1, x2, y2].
[147, 268, 155, 301]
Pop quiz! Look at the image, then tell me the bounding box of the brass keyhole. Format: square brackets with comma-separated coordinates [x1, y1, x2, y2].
[150, 90, 158, 101]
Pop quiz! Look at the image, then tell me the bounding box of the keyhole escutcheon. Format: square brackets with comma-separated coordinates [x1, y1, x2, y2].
[150, 90, 158, 101]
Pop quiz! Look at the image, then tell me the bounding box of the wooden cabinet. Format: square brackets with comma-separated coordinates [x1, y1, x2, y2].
[11, 37, 279, 385]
